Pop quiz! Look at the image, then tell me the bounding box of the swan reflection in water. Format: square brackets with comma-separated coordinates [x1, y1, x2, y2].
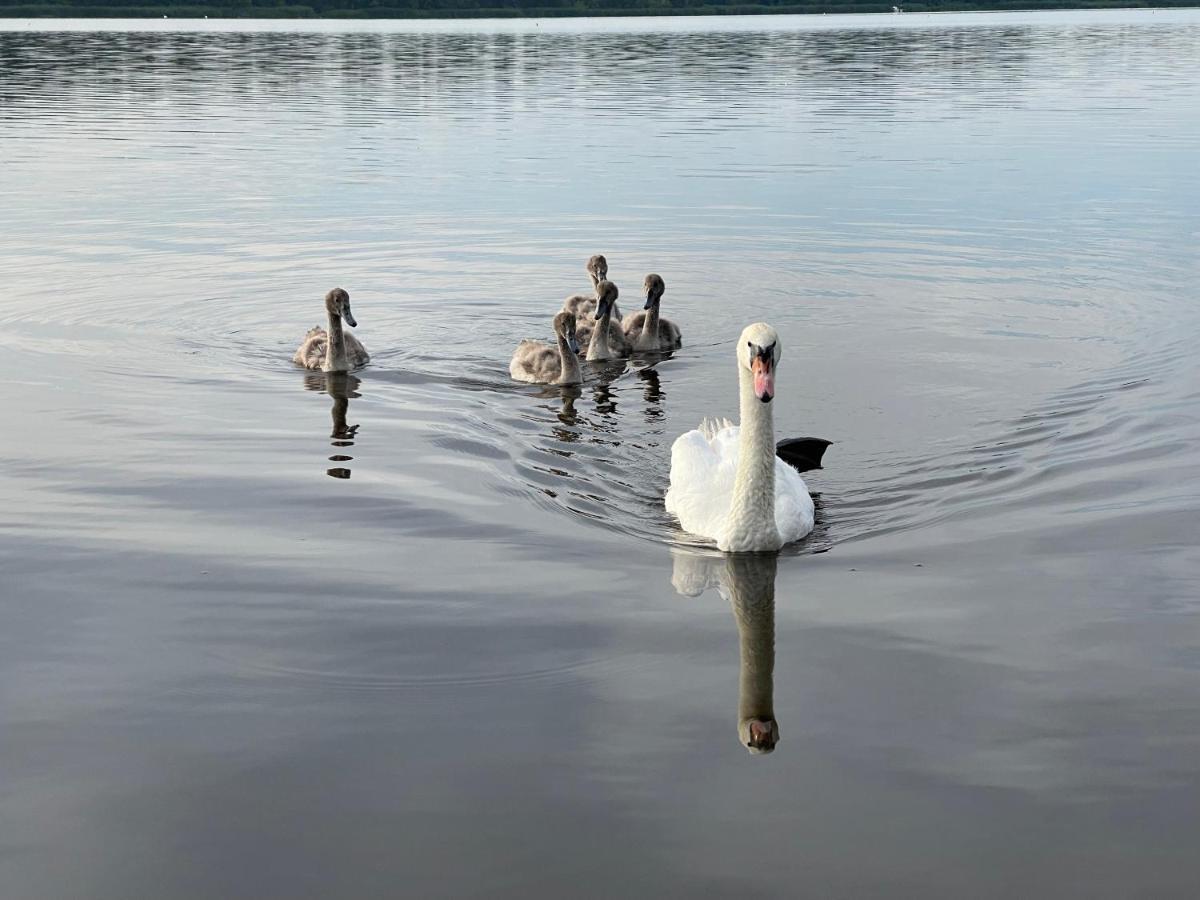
[545, 383, 583, 446]
[637, 365, 665, 423]
[673, 550, 780, 754]
[538, 361, 629, 445]
[535, 350, 672, 449]
[587, 358, 627, 421]
[303, 372, 361, 479]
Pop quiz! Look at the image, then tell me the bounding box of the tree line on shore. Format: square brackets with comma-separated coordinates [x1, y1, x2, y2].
[1, 0, 1189, 19]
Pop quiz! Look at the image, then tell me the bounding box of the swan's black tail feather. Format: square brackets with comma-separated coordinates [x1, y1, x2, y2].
[776, 437, 832, 473]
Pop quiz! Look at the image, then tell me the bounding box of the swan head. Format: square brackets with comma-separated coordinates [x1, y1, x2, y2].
[554, 310, 580, 354]
[594, 280, 619, 321]
[739, 717, 780, 754]
[642, 273, 665, 310]
[738, 323, 781, 404]
[586, 254, 608, 288]
[324, 287, 357, 328]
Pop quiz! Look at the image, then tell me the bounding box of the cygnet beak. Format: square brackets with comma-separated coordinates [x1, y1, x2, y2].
[342, 307, 358, 328]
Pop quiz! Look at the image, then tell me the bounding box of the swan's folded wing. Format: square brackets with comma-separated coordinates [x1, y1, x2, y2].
[621, 311, 646, 336]
[293, 329, 327, 367]
[563, 294, 595, 317]
[700, 417, 735, 441]
[345, 332, 370, 367]
[665, 424, 739, 543]
[564, 294, 619, 321]
[509, 339, 557, 382]
[574, 319, 597, 355]
[665, 319, 683, 349]
[774, 459, 816, 543]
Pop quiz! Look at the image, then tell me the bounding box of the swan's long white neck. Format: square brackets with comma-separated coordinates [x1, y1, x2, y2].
[323, 311, 348, 373]
[556, 332, 582, 384]
[637, 302, 660, 350]
[722, 363, 780, 551]
[586, 309, 615, 361]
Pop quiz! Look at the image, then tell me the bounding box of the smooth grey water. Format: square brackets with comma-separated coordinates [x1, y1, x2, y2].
[2, 10, 1200, 897]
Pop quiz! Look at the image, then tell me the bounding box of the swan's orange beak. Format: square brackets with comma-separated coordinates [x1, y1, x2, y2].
[752, 354, 774, 403]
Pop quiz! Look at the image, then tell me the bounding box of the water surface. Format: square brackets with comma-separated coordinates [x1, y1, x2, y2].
[2, 10, 1200, 897]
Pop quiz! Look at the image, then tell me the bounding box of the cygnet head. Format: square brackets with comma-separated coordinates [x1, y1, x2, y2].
[586, 254, 608, 287]
[324, 287, 357, 328]
[642, 273, 665, 310]
[738, 322, 781, 404]
[739, 717, 780, 754]
[594, 280, 619, 321]
[554, 310, 581, 354]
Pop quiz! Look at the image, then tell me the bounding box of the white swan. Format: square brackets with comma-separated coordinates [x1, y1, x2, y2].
[621, 273, 682, 352]
[562, 254, 622, 321]
[576, 280, 631, 362]
[509, 310, 583, 385]
[665, 323, 814, 551]
[293, 288, 370, 373]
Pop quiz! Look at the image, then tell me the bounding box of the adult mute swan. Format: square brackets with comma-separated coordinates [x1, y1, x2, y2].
[562, 254, 622, 321]
[576, 280, 631, 362]
[509, 311, 583, 385]
[293, 288, 370, 373]
[665, 323, 815, 552]
[621, 273, 682, 352]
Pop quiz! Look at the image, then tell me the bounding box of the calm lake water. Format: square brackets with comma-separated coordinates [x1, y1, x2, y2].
[3, 9, 1200, 897]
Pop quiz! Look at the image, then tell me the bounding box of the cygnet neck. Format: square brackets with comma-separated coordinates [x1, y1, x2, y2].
[557, 331, 582, 384]
[324, 310, 348, 373]
[639, 301, 661, 348]
[586, 307, 615, 361]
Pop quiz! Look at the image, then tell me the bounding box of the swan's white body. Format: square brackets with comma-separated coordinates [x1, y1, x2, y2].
[667, 419, 814, 551]
[665, 324, 814, 551]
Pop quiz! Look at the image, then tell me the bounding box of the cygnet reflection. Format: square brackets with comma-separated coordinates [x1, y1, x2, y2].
[553, 383, 583, 429]
[590, 364, 627, 420]
[304, 372, 361, 479]
[673, 549, 779, 754]
[541, 364, 636, 450]
[637, 366, 665, 423]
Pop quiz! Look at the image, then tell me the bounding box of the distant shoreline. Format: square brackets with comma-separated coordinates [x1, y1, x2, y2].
[2, 2, 1196, 20]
